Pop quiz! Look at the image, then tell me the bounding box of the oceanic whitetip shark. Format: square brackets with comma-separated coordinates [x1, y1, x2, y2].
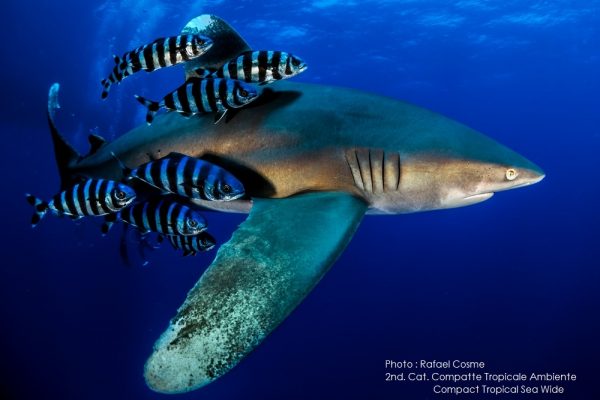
[47, 15, 544, 393]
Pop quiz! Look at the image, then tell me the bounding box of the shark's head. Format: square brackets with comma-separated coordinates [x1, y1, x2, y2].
[436, 144, 545, 209]
[361, 108, 546, 214]
[392, 122, 545, 212]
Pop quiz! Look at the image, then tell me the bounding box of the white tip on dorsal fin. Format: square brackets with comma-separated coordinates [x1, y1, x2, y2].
[181, 15, 251, 81]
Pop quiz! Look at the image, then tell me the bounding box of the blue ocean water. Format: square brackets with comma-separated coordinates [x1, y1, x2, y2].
[1, 1, 598, 399]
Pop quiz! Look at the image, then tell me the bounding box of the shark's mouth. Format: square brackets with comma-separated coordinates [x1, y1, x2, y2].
[465, 192, 494, 201]
[463, 192, 495, 203]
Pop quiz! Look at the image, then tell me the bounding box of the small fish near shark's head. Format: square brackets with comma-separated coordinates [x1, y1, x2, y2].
[108, 183, 137, 209]
[186, 34, 213, 58]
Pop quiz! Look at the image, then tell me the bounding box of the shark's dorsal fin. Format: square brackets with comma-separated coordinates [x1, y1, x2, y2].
[144, 192, 368, 393]
[181, 15, 251, 81]
[87, 134, 107, 155]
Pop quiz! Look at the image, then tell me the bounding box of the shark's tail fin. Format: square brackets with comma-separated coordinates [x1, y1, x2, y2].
[25, 194, 49, 228]
[47, 83, 81, 190]
[134, 95, 160, 125]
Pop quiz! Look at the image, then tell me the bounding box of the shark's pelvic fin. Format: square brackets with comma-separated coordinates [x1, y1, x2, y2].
[144, 192, 368, 393]
[87, 134, 107, 155]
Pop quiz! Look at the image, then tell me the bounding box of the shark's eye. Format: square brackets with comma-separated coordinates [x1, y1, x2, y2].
[505, 168, 518, 181]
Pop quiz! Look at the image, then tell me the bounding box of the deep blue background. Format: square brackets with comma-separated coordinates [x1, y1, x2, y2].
[1, 1, 598, 399]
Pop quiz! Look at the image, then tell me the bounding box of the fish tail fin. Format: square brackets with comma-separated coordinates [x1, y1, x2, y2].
[134, 95, 160, 125]
[47, 83, 82, 190]
[192, 68, 212, 78]
[26, 194, 49, 228]
[100, 78, 111, 99]
[102, 212, 119, 236]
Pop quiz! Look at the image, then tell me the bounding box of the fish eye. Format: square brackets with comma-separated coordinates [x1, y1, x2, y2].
[240, 89, 248, 97]
[291, 58, 301, 67]
[115, 190, 126, 200]
[505, 168, 518, 181]
[188, 219, 198, 227]
[222, 184, 232, 194]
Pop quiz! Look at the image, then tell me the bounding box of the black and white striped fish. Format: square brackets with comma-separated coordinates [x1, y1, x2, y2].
[166, 232, 216, 256]
[26, 179, 136, 227]
[102, 197, 207, 236]
[101, 34, 213, 99]
[191, 50, 307, 85]
[119, 152, 245, 201]
[134, 77, 258, 124]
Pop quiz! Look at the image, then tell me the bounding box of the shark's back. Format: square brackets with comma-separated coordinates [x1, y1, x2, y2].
[74, 81, 489, 211]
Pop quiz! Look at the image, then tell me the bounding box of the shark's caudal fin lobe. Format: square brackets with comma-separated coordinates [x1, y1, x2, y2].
[144, 192, 368, 393]
[26, 194, 49, 228]
[47, 83, 82, 190]
[134, 95, 160, 124]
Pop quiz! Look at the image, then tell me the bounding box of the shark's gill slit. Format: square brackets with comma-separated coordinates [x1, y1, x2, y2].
[350, 149, 365, 190]
[367, 149, 373, 192]
[396, 152, 401, 191]
[347, 149, 402, 194]
[359, 149, 373, 193]
[381, 150, 385, 193]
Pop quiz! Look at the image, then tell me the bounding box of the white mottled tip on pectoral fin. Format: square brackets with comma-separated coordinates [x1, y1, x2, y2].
[144, 192, 367, 393]
[181, 14, 252, 81]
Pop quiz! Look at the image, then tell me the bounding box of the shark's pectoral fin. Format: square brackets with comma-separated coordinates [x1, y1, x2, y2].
[144, 192, 368, 393]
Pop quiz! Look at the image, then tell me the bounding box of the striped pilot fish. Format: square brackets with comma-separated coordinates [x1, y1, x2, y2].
[118, 152, 245, 201]
[191, 50, 307, 85]
[26, 179, 136, 227]
[102, 197, 207, 236]
[101, 34, 213, 99]
[134, 77, 258, 124]
[166, 232, 216, 256]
